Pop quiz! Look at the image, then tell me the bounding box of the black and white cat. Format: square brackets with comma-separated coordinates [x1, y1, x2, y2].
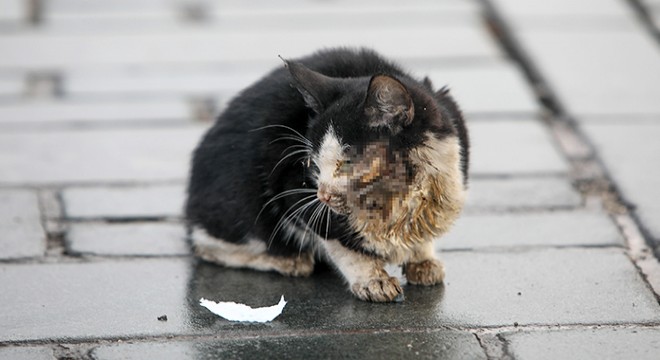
[186, 48, 469, 302]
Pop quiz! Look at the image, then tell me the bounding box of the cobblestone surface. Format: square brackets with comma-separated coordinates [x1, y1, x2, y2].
[1, 0, 659, 359]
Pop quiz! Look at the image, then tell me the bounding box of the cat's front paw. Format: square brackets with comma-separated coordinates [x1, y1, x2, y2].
[351, 276, 404, 302]
[404, 259, 445, 286]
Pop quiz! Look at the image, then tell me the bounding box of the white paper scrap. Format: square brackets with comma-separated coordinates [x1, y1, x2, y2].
[199, 295, 287, 323]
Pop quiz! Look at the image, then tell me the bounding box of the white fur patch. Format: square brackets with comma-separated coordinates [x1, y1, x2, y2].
[313, 126, 347, 189]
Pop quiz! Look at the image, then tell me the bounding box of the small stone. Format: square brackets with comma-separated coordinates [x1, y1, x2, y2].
[514, 322, 519, 327]
[157, 315, 168, 322]
[517, 292, 522, 296]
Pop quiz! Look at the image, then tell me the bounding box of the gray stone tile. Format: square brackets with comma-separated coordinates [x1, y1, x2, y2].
[466, 177, 582, 211]
[91, 331, 486, 360]
[491, 0, 633, 17]
[0, 76, 23, 98]
[3, 249, 657, 342]
[63, 185, 185, 219]
[582, 122, 660, 248]
[439, 249, 660, 326]
[67, 61, 538, 116]
[0, 99, 190, 125]
[504, 328, 660, 360]
[0, 190, 45, 260]
[469, 120, 569, 175]
[0, 347, 54, 360]
[187, 248, 660, 332]
[517, 30, 660, 116]
[420, 62, 539, 115]
[46, 2, 479, 33]
[0, 26, 499, 70]
[440, 211, 623, 250]
[0, 259, 191, 342]
[67, 222, 189, 256]
[0, 126, 205, 185]
[0, 0, 22, 22]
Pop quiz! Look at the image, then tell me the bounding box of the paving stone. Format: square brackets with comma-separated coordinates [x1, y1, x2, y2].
[0, 126, 205, 185]
[440, 211, 623, 250]
[3, 249, 658, 342]
[0, 190, 45, 259]
[0, 99, 190, 126]
[0, 26, 499, 70]
[0, 76, 23, 98]
[0, 0, 22, 22]
[63, 185, 185, 219]
[67, 222, 189, 256]
[0, 347, 54, 360]
[423, 62, 539, 115]
[45, 2, 478, 33]
[187, 248, 660, 332]
[67, 62, 537, 116]
[491, 0, 633, 17]
[517, 30, 660, 116]
[504, 328, 660, 360]
[0, 259, 191, 342]
[469, 120, 569, 175]
[582, 122, 660, 247]
[91, 331, 486, 360]
[465, 176, 582, 212]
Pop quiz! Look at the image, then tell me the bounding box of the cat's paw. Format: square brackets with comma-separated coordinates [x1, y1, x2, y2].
[351, 276, 404, 302]
[278, 253, 315, 277]
[404, 259, 445, 286]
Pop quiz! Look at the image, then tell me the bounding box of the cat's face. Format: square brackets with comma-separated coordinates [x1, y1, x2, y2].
[286, 60, 463, 232]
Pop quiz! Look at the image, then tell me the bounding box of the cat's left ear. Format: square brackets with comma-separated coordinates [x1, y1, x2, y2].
[284, 59, 339, 114]
[364, 75, 414, 131]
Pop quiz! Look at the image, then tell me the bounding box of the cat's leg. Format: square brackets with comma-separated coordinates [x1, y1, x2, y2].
[322, 240, 403, 302]
[403, 241, 444, 286]
[192, 227, 314, 277]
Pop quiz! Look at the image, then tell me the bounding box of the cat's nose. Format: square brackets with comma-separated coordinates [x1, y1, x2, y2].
[317, 186, 332, 204]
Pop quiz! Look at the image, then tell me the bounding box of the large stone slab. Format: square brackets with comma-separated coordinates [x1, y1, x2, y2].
[0, 190, 45, 259]
[186, 248, 660, 333]
[0, 26, 499, 70]
[0, 99, 190, 126]
[0, 259, 191, 342]
[67, 222, 189, 256]
[2, 248, 657, 342]
[63, 185, 185, 219]
[504, 328, 660, 360]
[91, 330, 486, 360]
[466, 176, 581, 212]
[582, 122, 660, 248]
[440, 211, 623, 250]
[66, 62, 537, 116]
[423, 62, 538, 115]
[469, 120, 569, 175]
[0, 347, 54, 360]
[517, 30, 660, 116]
[0, 126, 205, 185]
[45, 1, 479, 33]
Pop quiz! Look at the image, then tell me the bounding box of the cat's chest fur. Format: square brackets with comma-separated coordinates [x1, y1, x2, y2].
[186, 48, 469, 302]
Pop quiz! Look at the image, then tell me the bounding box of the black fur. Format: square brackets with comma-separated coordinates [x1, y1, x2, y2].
[186, 48, 469, 258]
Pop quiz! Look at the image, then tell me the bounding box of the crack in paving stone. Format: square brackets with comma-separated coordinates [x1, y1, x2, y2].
[481, 0, 660, 299]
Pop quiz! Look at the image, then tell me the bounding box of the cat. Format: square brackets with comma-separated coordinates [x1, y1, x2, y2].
[186, 48, 469, 302]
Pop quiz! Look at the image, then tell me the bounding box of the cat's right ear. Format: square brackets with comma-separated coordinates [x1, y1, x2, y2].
[282, 58, 338, 114]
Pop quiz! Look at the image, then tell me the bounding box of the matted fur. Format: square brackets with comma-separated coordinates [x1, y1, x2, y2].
[186, 48, 469, 302]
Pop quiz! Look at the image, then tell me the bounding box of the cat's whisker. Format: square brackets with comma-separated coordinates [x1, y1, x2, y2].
[271, 135, 313, 148]
[269, 149, 312, 176]
[252, 124, 312, 145]
[267, 194, 318, 248]
[255, 188, 317, 224]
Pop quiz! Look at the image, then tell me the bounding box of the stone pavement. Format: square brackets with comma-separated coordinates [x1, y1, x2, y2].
[1, 0, 660, 359]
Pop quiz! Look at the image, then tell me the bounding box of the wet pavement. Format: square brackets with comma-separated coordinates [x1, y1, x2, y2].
[1, 0, 660, 359]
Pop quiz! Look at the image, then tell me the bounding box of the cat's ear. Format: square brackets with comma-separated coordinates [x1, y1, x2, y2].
[364, 75, 414, 131]
[283, 59, 338, 114]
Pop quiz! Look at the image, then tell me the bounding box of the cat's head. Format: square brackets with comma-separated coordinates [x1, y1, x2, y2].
[286, 60, 466, 243]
